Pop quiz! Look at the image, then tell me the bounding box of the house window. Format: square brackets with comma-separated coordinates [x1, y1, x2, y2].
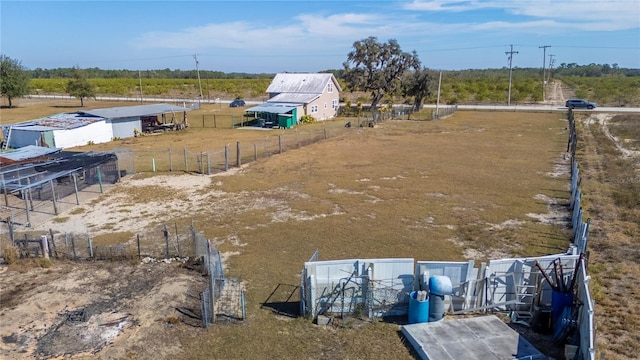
[327, 83, 333, 93]
[332, 99, 339, 109]
[324, 102, 327, 109]
[311, 105, 318, 113]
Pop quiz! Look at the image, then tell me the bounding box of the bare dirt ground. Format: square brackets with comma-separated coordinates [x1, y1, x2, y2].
[0, 259, 205, 359]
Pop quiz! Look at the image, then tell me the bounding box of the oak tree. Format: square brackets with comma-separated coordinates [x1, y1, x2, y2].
[343, 37, 420, 121]
[0, 55, 30, 108]
[66, 66, 96, 107]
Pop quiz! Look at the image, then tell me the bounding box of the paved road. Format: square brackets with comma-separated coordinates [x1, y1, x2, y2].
[26, 94, 640, 113]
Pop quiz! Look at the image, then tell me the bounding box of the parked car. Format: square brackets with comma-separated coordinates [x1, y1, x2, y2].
[565, 99, 596, 109]
[229, 98, 246, 107]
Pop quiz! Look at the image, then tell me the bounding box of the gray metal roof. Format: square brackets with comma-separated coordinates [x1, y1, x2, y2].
[245, 103, 298, 114]
[265, 73, 342, 94]
[0, 145, 62, 162]
[80, 103, 190, 119]
[6, 112, 106, 131]
[267, 93, 319, 104]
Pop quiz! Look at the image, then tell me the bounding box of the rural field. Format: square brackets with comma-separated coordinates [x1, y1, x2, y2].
[0, 99, 639, 359]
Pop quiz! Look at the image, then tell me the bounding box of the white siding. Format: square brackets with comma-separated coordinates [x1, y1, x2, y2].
[52, 120, 113, 148]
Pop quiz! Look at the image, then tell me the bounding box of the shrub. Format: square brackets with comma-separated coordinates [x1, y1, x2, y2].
[2, 245, 19, 264]
[300, 115, 316, 124]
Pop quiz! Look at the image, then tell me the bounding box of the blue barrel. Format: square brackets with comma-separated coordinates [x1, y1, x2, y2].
[428, 276, 452, 322]
[408, 291, 429, 324]
[429, 275, 453, 296]
[551, 290, 573, 325]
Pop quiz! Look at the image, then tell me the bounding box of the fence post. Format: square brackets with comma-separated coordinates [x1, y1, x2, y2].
[1, 174, 8, 207]
[97, 166, 103, 193]
[88, 238, 94, 259]
[64, 233, 69, 259]
[175, 223, 181, 257]
[72, 173, 80, 205]
[237, 141, 241, 167]
[49, 228, 58, 258]
[184, 148, 188, 172]
[50, 180, 59, 215]
[169, 149, 173, 172]
[207, 151, 211, 175]
[202, 114, 205, 128]
[224, 145, 229, 171]
[254, 143, 257, 161]
[41, 235, 50, 259]
[214, 114, 217, 128]
[278, 135, 282, 154]
[7, 217, 15, 245]
[137, 234, 141, 259]
[71, 234, 77, 260]
[164, 223, 170, 259]
[23, 186, 31, 226]
[26, 177, 34, 211]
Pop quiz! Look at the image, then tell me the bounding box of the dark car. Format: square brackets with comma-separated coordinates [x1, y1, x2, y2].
[229, 98, 246, 107]
[565, 99, 596, 109]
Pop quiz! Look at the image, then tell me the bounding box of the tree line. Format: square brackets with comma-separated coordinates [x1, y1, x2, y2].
[2, 46, 639, 110]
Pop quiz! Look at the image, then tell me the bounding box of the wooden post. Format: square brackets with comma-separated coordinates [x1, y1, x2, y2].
[137, 234, 141, 259]
[49, 228, 58, 258]
[236, 141, 241, 167]
[175, 223, 180, 257]
[224, 145, 229, 171]
[202, 114, 205, 128]
[184, 148, 188, 172]
[1, 173, 8, 207]
[72, 173, 80, 205]
[7, 217, 15, 245]
[50, 180, 59, 215]
[64, 233, 69, 259]
[97, 166, 103, 193]
[206, 151, 211, 175]
[213, 114, 217, 128]
[71, 234, 77, 260]
[163, 223, 170, 259]
[166, 148, 172, 172]
[254, 143, 257, 161]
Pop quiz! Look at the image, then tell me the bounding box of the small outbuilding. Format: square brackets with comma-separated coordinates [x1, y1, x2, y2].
[2, 103, 190, 150]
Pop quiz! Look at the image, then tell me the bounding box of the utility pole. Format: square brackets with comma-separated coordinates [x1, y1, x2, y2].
[193, 54, 204, 103]
[548, 54, 556, 82]
[505, 45, 518, 106]
[539, 45, 550, 102]
[436, 70, 442, 117]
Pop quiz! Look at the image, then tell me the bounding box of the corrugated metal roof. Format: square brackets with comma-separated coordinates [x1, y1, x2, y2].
[80, 103, 190, 119]
[265, 73, 342, 94]
[245, 103, 298, 114]
[8, 112, 105, 130]
[0, 145, 62, 162]
[267, 93, 319, 104]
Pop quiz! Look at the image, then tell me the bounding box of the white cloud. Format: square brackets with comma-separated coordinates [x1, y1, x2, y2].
[404, 0, 640, 31]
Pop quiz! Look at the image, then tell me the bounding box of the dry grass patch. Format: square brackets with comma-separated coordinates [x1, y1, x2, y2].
[574, 113, 640, 359]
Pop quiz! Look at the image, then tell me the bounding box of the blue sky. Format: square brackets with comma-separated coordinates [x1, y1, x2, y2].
[2, 0, 639, 73]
